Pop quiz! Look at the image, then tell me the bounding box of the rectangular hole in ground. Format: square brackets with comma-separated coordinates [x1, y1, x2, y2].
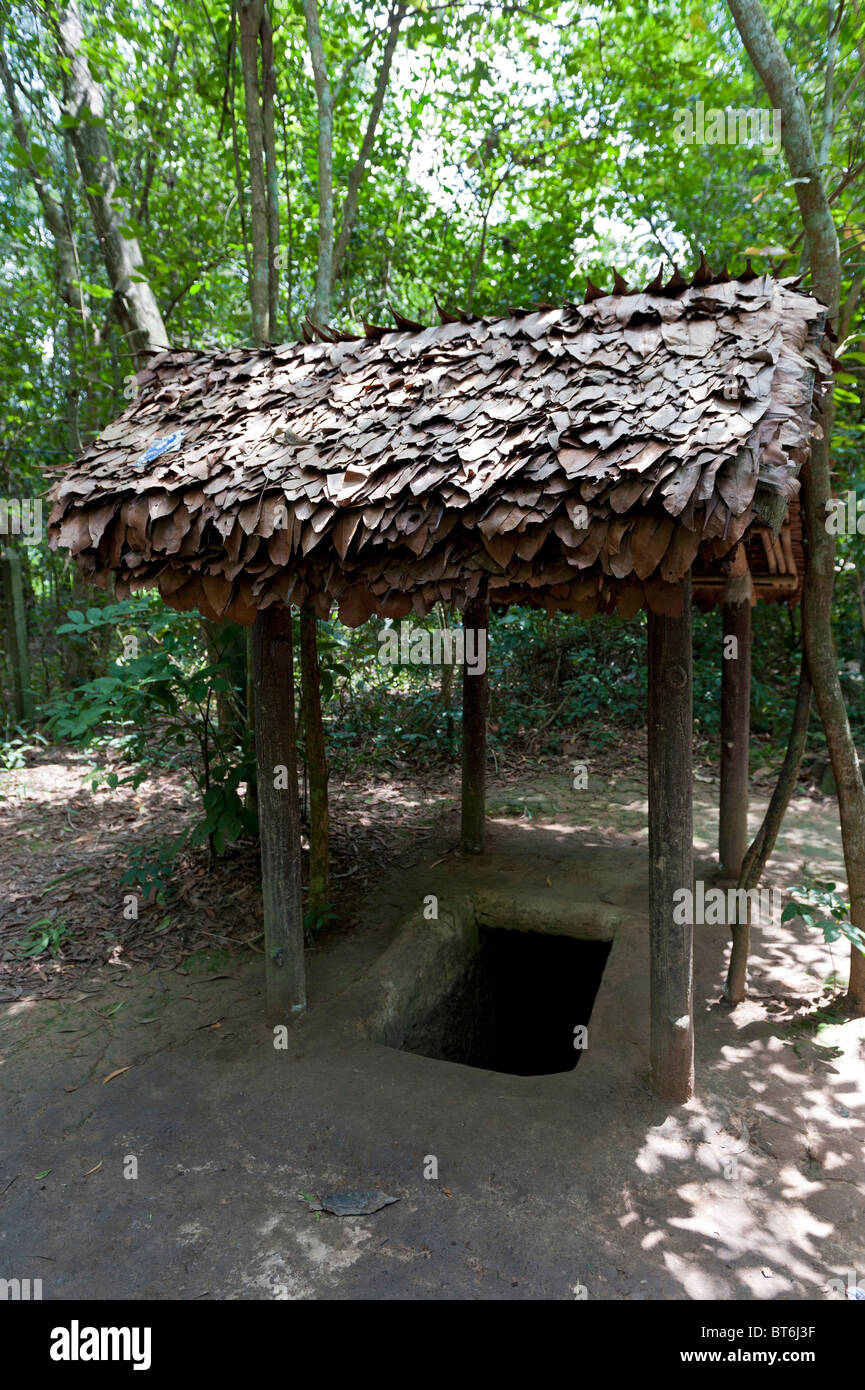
[399, 928, 611, 1077]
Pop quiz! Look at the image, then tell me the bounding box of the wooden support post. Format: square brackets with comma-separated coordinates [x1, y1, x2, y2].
[1, 546, 33, 724]
[252, 605, 305, 1020]
[245, 625, 258, 815]
[647, 578, 694, 1104]
[299, 606, 330, 915]
[460, 588, 488, 854]
[719, 555, 752, 879]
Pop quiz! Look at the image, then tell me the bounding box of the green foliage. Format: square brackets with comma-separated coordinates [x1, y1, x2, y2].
[15, 917, 76, 959]
[2, 0, 865, 893]
[0, 727, 48, 769]
[46, 597, 256, 877]
[782, 880, 865, 955]
[318, 602, 815, 763]
[119, 839, 187, 906]
[303, 901, 339, 945]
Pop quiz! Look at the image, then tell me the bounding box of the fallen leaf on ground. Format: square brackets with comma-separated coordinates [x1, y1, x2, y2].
[101, 1066, 132, 1085]
[301, 1190, 400, 1216]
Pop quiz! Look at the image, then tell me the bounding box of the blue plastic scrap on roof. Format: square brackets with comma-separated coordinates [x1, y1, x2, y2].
[136, 430, 184, 468]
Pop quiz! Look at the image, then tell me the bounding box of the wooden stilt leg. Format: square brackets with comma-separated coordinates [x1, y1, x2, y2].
[647, 579, 694, 1103]
[252, 606, 306, 1020]
[460, 589, 488, 854]
[719, 567, 752, 879]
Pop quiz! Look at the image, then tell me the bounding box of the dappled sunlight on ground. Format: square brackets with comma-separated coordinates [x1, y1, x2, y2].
[1, 735, 862, 1299]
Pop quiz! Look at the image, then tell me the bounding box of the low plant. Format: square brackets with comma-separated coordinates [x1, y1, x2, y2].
[782, 879, 865, 954]
[16, 917, 76, 959]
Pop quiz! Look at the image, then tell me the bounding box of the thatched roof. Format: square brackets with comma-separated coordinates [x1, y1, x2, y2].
[48, 268, 829, 627]
[693, 496, 804, 608]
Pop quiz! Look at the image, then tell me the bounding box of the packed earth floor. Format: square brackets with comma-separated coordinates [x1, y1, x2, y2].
[1, 737, 863, 1300]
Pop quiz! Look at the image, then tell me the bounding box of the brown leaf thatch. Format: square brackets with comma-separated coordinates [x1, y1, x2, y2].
[47, 270, 829, 625]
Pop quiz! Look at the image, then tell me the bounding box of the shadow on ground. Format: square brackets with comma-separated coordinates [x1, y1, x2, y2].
[1, 776, 863, 1301]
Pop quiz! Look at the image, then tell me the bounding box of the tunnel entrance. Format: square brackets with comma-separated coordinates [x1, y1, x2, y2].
[399, 928, 611, 1076]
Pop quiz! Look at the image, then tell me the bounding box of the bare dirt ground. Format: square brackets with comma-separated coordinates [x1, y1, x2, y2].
[1, 737, 863, 1301]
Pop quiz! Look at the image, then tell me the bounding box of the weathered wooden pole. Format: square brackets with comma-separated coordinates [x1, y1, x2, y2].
[299, 606, 330, 914]
[719, 549, 752, 880]
[252, 605, 306, 1020]
[1, 546, 34, 724]
[647, 578, 694, 1104]
[460, 587, 489, 854]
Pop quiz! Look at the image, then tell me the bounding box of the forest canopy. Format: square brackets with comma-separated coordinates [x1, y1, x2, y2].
[1, 0, 864, 1002]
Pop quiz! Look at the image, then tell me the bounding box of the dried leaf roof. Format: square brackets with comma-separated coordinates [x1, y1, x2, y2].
[48, 268, 830, 627]
[693, 496, 804, 608]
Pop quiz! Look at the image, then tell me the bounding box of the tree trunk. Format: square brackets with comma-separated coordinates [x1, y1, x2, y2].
[260, 6, 280, 340]
[303, 0, 334, 324]
[801, 466, 865, 1007]
[727, 654, 812, 1003]
[460, 590, 488, 854]
[64, 569, 92, 686]
[0, 46, 87, 336]
[331, 5, 408, 283]
[1, 547, 34, 725]
[739, 655, 812, 902]
[202, 619, 244, 741]
[239, 0, 269, 346]
[727, 0, 865, 1011]
[237, 0, 274, 821]
[53, 1, 168, 362]
[647, 581, 694, 1103]
[300, 607, 330, 915]
[252, 606, 305, 1019]
[0, 48, 103, 687]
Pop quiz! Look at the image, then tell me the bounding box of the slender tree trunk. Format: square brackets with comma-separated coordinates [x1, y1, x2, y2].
[441, 656, 455, 745]
[65, 569, 92, 685]
[202, 619, 243, 740]
[260, 5, 280, 340]
[300, 607, 330, 914]
[0, 54, 97, 685]
[331, 5, 407, 283]
[227, 1, 252, 286]
[727, 655, 812, 1002]
[0, 47, 86, 336]
[727, 0, 865, 1011]
[801, 465, 865, 1007]
[237, 0, 275, 821]
[303, 2, 406, 316]
[740, 658, 812, 892]
[239, 0, 269, 346]
[303, 0, 334, 324]
[52, 1, 168, 362]
[1, 548, 33, 725]
[467, 204, 491, 314]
